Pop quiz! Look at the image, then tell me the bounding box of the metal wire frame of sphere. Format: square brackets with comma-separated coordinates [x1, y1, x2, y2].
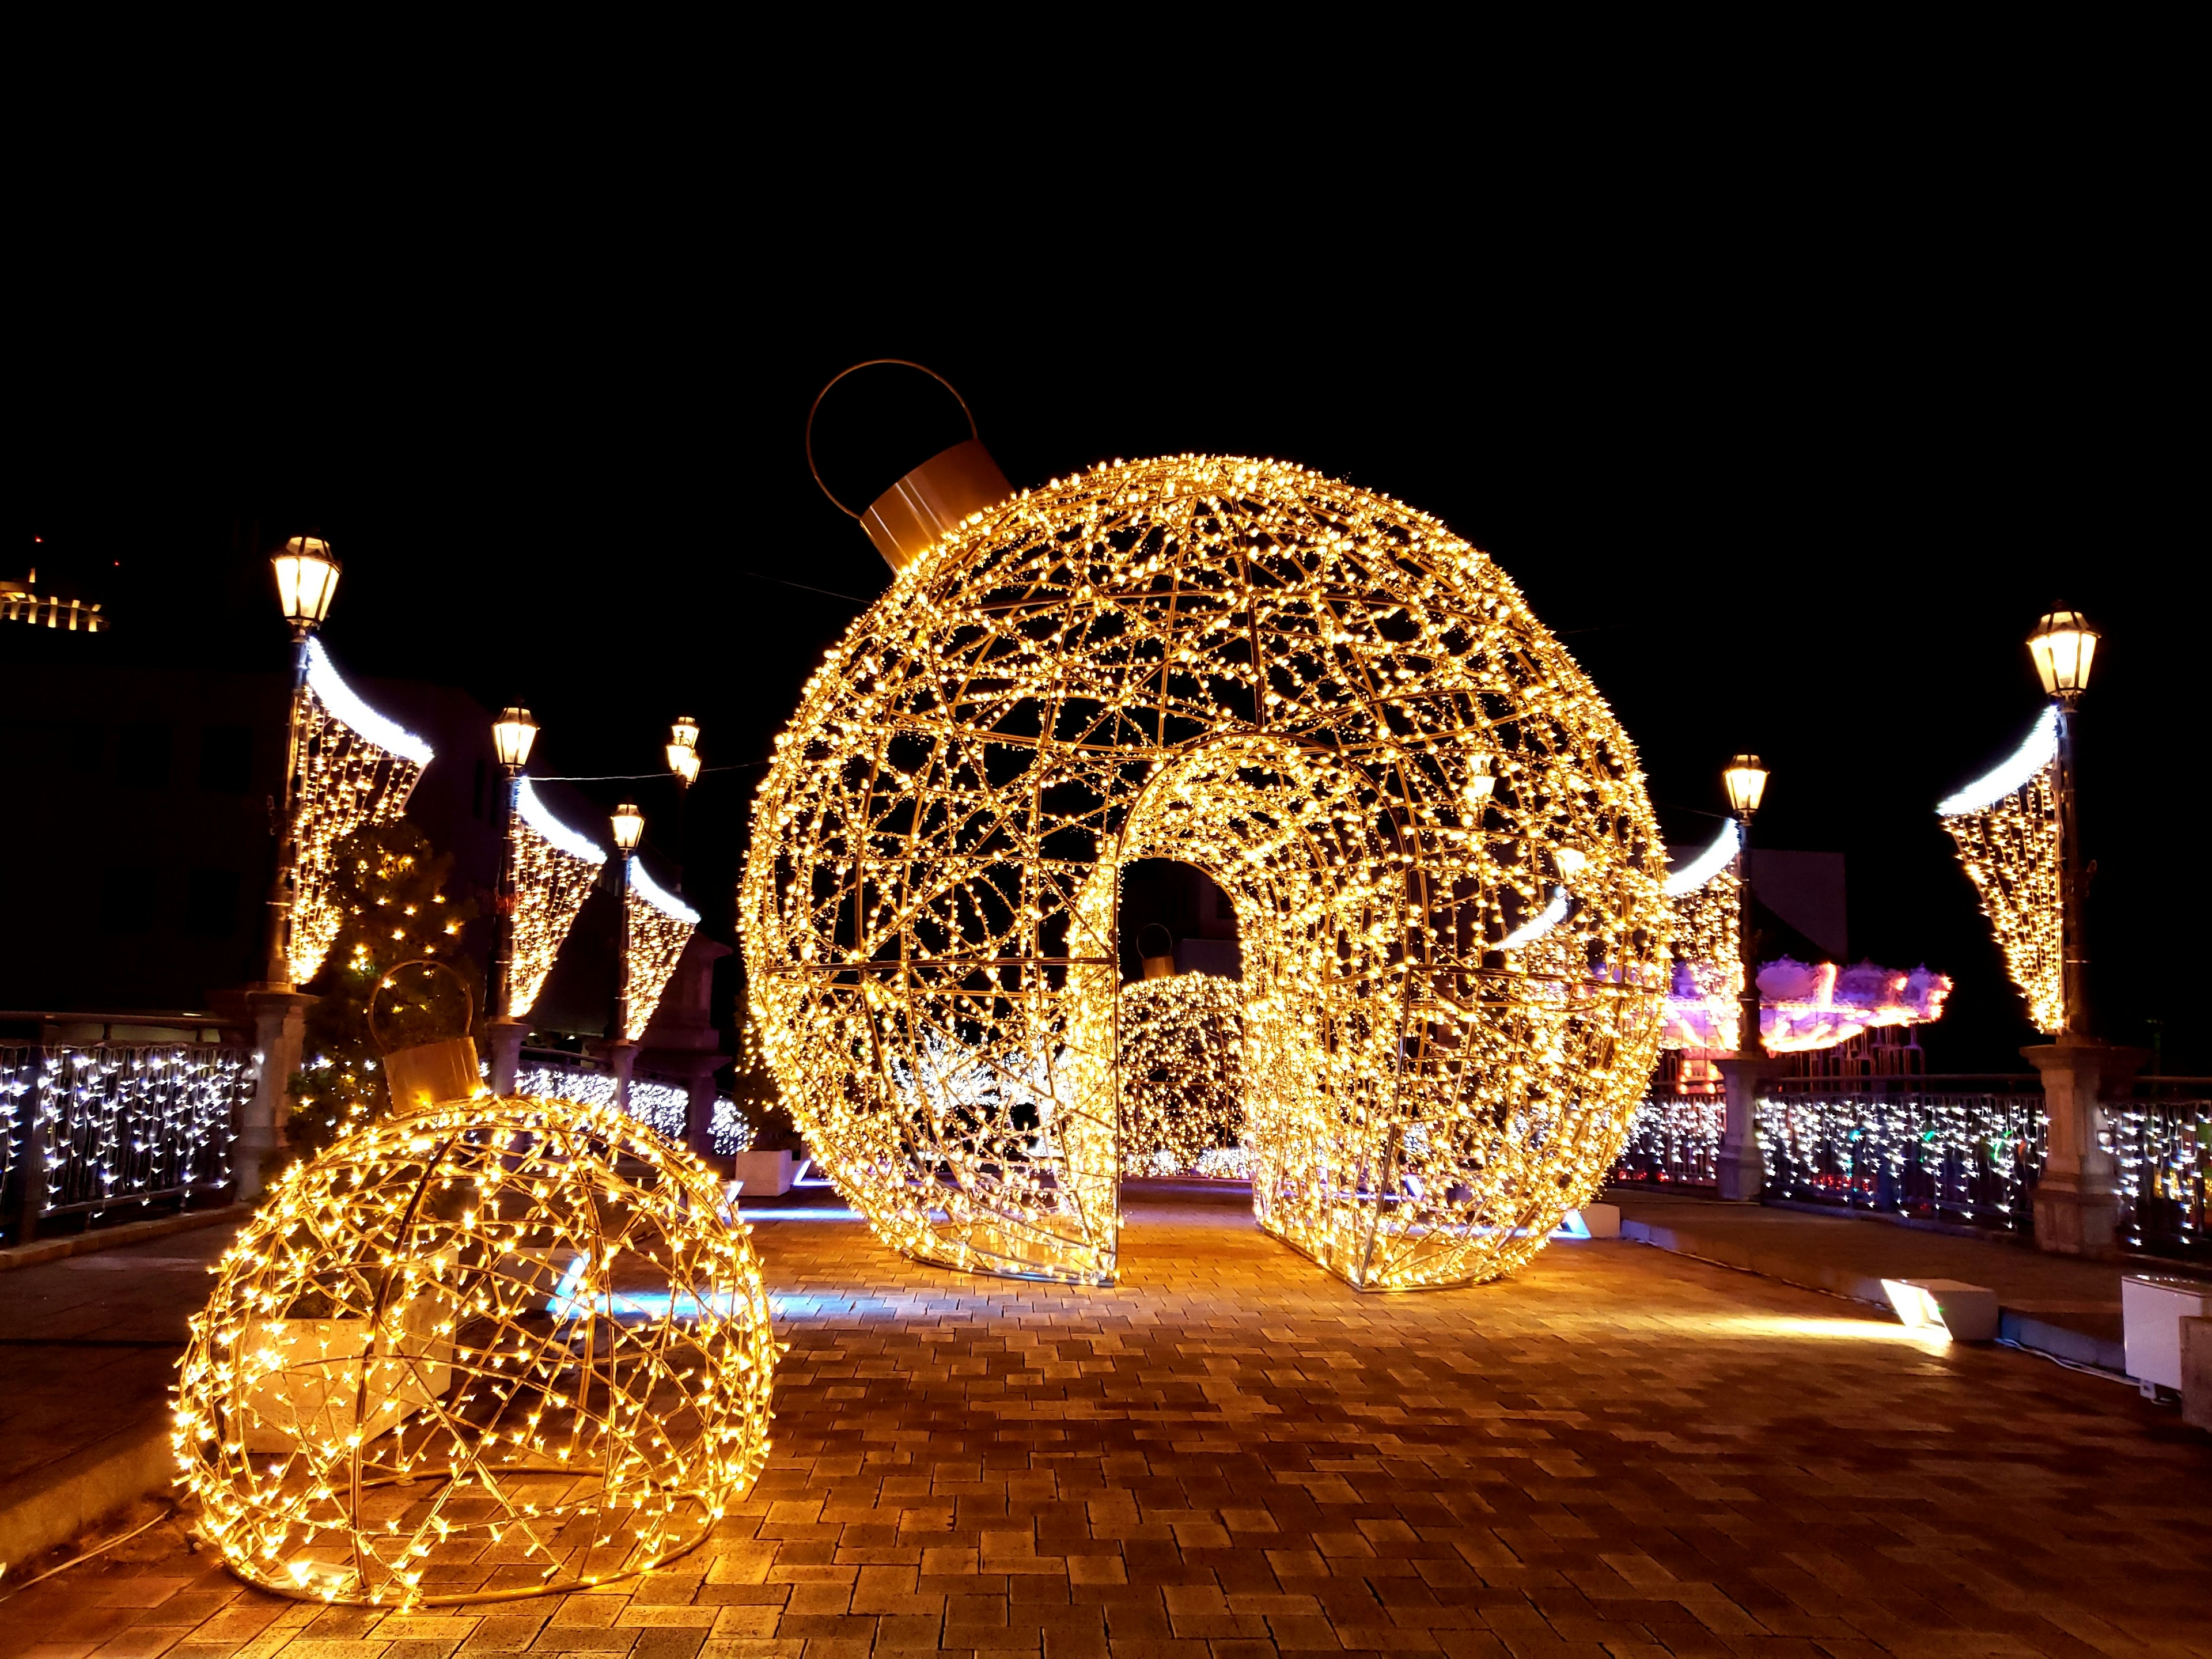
[173, 1097, 775, 1607]
[742, 454, 1671, 1290]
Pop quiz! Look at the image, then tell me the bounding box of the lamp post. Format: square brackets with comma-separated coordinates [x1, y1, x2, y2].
[239, 535, 339, 1201]
[664, 717, 699, 889]
[1714, 753, 1773, 1202]
[606, 802, 646, 1117]
[2018, 608, 2141, 1254]
[486, 706, 539, 1094]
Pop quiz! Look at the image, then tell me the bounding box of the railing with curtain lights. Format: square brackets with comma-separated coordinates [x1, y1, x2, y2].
[2, 1042, 249, 1243]
[515, 1052, 749, 1156]
[1611, 1078, 2210, 1260]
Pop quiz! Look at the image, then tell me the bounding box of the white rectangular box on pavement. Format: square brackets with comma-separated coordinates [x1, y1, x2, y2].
[1881, 1278, 1998, 1341]
[2122, 1275, 2212, 1390]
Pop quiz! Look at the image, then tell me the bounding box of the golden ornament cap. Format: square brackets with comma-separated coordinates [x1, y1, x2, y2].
[861, 438, 1013, 571]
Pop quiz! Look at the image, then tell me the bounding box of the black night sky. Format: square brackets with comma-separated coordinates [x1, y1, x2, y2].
[15, 270, 2205, 1073]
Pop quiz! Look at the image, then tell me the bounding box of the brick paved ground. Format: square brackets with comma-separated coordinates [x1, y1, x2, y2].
[3, 1183, 2206, 1658]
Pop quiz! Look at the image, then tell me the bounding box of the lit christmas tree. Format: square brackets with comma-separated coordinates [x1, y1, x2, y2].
[289, 820, 479, 1150]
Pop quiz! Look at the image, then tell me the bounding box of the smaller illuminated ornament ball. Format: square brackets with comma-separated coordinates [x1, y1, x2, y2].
[175, 989, 775, 1607]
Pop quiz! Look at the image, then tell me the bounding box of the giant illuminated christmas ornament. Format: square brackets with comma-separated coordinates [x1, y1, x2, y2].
[1657, 822, 1950, 1052]
[174, 1092, 775, 1608]
[744, 379, 1670, 1289]
[287, 640, 433, 983]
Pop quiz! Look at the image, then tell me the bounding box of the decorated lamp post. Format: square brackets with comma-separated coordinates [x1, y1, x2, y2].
[2027, 610, 2097, 1038]
[486, 706, 540, 1094]
[1714, 754, 1776, 1201]
[239, 536, 340, 1199]
[263, 537, 341, 988]
[2013, 608, 2143, 1253]
[606, 801, 646, 1116]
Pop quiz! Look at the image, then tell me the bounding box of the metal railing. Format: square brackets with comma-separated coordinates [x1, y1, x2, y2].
[2, 1042, 251, 1243]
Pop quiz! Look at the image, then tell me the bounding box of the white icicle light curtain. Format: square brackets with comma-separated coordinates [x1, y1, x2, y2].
[509, 778, 607, 1018]
[624, 859, 698, 1041]
[290, 640, 433, 983]
[1938, 708, 2064, 1033]
[743, 455, 1670, 1291]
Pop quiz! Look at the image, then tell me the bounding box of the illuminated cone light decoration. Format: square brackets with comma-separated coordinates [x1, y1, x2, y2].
[741, 364, 1671, 1290]
[177, 967, 775, 1607]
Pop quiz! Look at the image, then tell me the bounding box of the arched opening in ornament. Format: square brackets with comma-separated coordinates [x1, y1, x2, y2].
[1112, 859, 1248, 1179]
[1116, 858, 1241, 984]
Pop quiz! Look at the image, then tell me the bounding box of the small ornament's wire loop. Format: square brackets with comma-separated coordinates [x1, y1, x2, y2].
[804, 360, 980, 520]
[367, 957, 475, 1055]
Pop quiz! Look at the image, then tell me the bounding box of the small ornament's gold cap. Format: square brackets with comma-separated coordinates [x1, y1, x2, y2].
[384, 1035, 484, 1111]
[861, 439, 1013, 571]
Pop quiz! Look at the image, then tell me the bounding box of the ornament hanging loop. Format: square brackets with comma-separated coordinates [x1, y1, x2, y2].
[370, 959, 485, 1109]
[805, 360, 982, 520]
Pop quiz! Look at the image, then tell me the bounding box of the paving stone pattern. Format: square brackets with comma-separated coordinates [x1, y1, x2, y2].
[3, 1184, 2207, 1658]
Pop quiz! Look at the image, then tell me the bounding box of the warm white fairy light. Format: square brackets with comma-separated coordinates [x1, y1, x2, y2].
[287, 642, 432, 983]
[623, 858, 697, 1041]
[175, 1095, 776, 1609]
[1119, 972, 1246, 1173]
[743, 454, 1669, 1290]
[1938, 710, 2064, 1033]
[507, 779, 607, 1018]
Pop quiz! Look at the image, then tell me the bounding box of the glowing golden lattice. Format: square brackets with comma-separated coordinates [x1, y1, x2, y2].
[1120, 972, 1247, 1174]
[175, 1096, 775, 1607]
[742, 455, 1669, 1289]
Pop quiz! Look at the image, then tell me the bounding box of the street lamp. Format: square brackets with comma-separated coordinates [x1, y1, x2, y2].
[485, 706, 539, 1093]
[665, 717, 699, 889]
[665, 716, 700, 786]
[2029, 608, 2100, 1036]
[262, 535, 342, 989]
[1723, 753, 1768, 1058]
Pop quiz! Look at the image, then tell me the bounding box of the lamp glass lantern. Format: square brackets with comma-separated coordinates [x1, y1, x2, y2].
[611, 802, 646, 852]
[666, 717, 700, 786]
[492, 707, 539, 771]
[1723, 754, 1768, 819]
[2028, 608, 2099, 698]
[1464, 752, 1495, 804]
[271, 536, 341, 627]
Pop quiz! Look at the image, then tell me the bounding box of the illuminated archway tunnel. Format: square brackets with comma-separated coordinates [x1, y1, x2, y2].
[742, 456, 1669, 1289]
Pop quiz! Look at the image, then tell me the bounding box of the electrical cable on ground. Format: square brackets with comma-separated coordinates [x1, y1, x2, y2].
[1992, 1336, 2140, 1385]
[0, 1506, 177, 1601]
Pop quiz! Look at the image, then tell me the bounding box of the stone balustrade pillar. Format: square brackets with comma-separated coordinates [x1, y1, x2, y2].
[2022, 1039, 2146, 1255]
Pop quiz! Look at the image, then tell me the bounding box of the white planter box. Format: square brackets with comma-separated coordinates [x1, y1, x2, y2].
[729, 1150, 796, 1197]
[242, 1283, 457, 1453]
[1881, 1278, 1998, 1342]
[2122, 1275, 2212, 1389]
